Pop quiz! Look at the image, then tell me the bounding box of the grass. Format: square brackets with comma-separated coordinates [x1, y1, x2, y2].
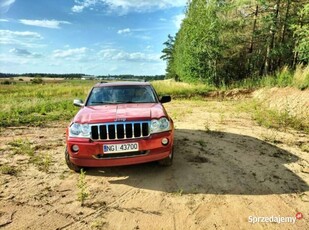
[77, 168, 89, 206]
[0, 72, 307, 133]
[0, 165, 20, 176]
[227, 65, 309, 90]
[91, 219, 107, 229]
[30, 152, 52, 172]
[0, 80, 93, 127]
[196, 140, 207, 147]
[0, 79, 211, 127]
[239, 100, 309, 134]
[8, 139, 34, 156]
[204, 121, 210, 132]
[300, 143, 309, 153]
[173, 188, 184, 196]
[259, 130, 281, 144]
[7, 139, 52, 172]
[151, 79, 214, 98]
[253, 107, 307, 133]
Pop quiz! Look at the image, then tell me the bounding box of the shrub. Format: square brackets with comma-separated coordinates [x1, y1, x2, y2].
[31, 77, 44, 84]
[1, 80, 11, 85]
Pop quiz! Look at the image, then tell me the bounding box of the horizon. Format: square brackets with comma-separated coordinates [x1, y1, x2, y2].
[0, 72, 165, 77]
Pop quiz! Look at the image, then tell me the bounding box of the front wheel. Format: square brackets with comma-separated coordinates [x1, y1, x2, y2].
[65, 147, 82, 172]
[158, 148, 174, 166]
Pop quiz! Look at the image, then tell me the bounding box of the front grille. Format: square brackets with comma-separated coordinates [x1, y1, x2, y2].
[91, 121, 150, 140]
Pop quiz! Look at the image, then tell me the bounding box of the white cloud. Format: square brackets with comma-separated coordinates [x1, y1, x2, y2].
[173, 13, 185, 29]
[19, 19, 71, 29]
[0, 30, 42, 39]
[9, 48, 42, 58]
[9, 48, 31, 56]
[99, 48, 160, 62]
[0, 30, 43, 47]
[0, 0, 15, 13]
[0, 46, 166, 75]
[117, 28, 152, 39]
[72, 0, 97, 13]
[72, 0, 186, 14]
[0, 19, 9, 22]
[0, 54, 30, 67]
[52, 47, 88, 58]
[98, 48, 117, 59]
[117, 28, 131, 34]
[72, 5, 84, 13]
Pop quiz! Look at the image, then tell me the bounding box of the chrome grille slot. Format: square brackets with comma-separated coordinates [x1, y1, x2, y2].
[125, 124, 132, 138]
[142, 123, 148, 136]
[134, 123, 141, 137]
[91, 121, 150, 141]
[99, 125, 107, 139]
[91, 126, 99, 139]
[108, 125, 116, 140]
[117, 124, 125, 139]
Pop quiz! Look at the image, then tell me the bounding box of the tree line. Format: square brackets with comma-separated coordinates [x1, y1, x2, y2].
[0, 73, 88, 79]
[0, 73, 165, 81]
[161, 0, 309, 86]
[97, 75, 165, 81]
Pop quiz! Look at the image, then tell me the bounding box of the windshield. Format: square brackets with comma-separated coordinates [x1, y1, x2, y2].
[86, 85, 157, 106]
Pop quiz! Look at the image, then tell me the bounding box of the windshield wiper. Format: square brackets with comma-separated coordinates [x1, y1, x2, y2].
[90, 101, 115, 105]
[114, 101, 135, 104]
[115, 101, 155, 104]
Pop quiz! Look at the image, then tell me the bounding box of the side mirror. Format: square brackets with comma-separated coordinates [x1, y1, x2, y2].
[73, 99, 84, 107]
[160, 95, 171, 104]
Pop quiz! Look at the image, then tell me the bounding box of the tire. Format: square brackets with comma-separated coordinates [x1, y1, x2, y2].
[158, 148, 174, 166]
[65, 147, 82, 172]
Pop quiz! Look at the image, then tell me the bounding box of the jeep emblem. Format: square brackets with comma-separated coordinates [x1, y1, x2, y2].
[115, 118, 126, 122]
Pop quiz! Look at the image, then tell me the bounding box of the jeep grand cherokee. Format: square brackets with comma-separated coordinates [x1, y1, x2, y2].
[65, 81, 174, 172]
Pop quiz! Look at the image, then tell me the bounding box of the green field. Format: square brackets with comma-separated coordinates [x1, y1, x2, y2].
[0, 80, 92, 127]
[0, 78, 308, 134]
[0, 79, 213, 127]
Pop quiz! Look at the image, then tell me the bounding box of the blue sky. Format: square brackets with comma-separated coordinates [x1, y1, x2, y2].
[0, 0, 186, 75]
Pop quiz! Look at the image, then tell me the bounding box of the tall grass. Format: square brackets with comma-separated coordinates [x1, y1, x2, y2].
[293, 65, 309, 90]
[0, 80, 93, 127]
[238, 100, 309, 134]
[152, 79, 214, 97]
[0, 79, 212, 127]
[227, 65, 309, 90]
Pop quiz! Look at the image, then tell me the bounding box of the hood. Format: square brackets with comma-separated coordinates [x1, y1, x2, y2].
[73, 103, 167, 124]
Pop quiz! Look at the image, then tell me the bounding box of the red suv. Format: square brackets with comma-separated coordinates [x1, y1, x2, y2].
[65, 81, 174, 172]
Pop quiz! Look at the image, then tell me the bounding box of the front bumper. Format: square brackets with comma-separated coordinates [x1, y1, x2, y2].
[66, 131, 174, 167]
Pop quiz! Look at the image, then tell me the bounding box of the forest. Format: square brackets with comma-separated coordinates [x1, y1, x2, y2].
[161, 0, 309, 86]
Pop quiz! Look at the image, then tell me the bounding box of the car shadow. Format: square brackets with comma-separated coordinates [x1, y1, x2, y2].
[86, 129, 309, 195]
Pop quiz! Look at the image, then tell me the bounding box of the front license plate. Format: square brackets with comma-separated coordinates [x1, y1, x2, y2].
[103, 143, 139, 153]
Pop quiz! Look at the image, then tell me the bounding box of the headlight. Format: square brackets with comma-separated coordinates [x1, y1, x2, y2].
[159, 117, 169, 130]
[81, 124, 90, 135]
[150, 117, 170, 134]
[69, 123, 91, 138]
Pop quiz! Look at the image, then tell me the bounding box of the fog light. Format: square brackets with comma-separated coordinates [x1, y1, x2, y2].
[71, 144, 79, 152]
[161, 138, 169, 146]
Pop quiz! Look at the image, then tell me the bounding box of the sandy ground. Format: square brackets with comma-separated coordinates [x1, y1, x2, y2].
[0, 94, 308, 230]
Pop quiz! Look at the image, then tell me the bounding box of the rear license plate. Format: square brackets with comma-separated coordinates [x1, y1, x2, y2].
[103, 143, 139, 153]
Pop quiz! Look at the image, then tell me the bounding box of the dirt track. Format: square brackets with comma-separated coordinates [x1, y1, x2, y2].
[0, 97, 308, 229]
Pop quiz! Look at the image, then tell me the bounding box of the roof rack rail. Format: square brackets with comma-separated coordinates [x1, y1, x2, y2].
[100, 81, 108, 83]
